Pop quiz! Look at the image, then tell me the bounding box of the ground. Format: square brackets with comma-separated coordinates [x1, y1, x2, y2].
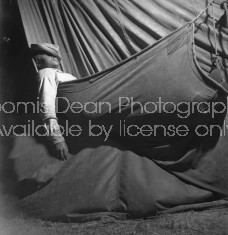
[0, 207, 228, 235]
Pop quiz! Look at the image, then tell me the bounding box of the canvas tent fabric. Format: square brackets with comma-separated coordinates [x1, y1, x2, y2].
[11, 0, 228, 219]
[56, 22, 228, 195]
[17, 0, 228, 77]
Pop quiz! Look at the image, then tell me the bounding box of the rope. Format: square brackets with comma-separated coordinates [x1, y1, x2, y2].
[211, 2, 226, 83]
[190, 1, 214, 24]
[190, 1, 221, 69]
[212, 2, 218, 57]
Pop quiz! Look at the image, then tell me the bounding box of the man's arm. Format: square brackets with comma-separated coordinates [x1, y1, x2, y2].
[37, 69, 69, 160]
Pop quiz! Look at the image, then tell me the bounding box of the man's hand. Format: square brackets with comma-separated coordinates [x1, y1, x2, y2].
[55, 141, 69, 161]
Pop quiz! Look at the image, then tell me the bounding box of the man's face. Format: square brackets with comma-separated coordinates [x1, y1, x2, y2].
[33, 54, 60, 70]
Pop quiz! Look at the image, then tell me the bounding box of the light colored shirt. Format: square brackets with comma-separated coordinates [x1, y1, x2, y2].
[37, 68, 77, 144]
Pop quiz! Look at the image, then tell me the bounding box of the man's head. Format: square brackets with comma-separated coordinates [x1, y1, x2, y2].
[30, 43, 61, 70]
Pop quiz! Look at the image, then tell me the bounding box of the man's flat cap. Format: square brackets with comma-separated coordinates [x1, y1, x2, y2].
[30, 43, 61, 60]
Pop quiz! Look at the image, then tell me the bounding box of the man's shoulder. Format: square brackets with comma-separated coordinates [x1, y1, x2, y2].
[37, 68, 58, 79]
[37, 68, 77, 82]
[56, 70, 77, 82]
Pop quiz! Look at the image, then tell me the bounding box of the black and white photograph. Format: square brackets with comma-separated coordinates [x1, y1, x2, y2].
[0, 0, 228, 234]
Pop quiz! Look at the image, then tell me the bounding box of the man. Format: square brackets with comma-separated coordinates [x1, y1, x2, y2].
[30, 43, 77, 160]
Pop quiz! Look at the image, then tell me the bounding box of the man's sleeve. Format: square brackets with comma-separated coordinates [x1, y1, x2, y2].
[37, 69, 65, 144]
[38, 70, 58, 121]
